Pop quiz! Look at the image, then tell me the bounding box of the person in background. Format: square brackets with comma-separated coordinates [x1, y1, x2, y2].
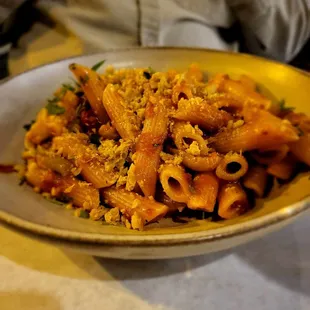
[1, 0, 310, 77]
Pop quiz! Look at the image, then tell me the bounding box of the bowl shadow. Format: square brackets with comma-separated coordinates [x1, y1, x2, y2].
[234, 211, 310, 297]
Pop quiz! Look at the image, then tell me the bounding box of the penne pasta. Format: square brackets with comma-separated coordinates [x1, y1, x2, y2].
[102, 84, 140, 140]
[267, 155, 297, 180]
[19, 62, 310, 230]
[238, 74, 256, 90]
[252, 144, 289, 165]
[182, 152, 222, 172]
[62, 177, 100, 210]
[52, 133, 118, 188]
[289, 133, 310, 166]
[188, 172, 219, 212]
[156, 189, 186, 214]
[172, 82, 193, 105]
[98, 122, 119, 139]
[134, 99, 168, 197]
[215, 153, 248, 181]
[173, 97, 232, 131]
[102, 187, 169, 230]
[25, 160, 99, 210]
[243, 165, 268, 197]
[211, 109, 299, 153]
[211, 74, 271, 110]
[218, 183, 249, 219]
[69, 63, 109, 123]
[159, 164, 191, 203]
[36, 154, 74, 176]
[171, 121, 209, 156]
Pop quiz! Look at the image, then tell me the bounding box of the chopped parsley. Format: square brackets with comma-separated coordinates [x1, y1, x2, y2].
[62, 83, 75, 92]
[148, 66, 155, 74]
[143, 66, 156, 79]
[69, 77, 81, 88]
[79, 209, 89, 218]
[279, 99, 295, 112]
[153, 143, 160, 147]
[23, 120, 35, 131]
[46, 100, 66, 115]
[44, 197, 65, 205]
[89, 133, 101, 147]
[44, 194, 72, 205]
[91, 60, 106, 72]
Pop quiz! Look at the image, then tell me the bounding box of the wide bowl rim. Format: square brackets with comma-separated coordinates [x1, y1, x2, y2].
[0, 46, 309, 246]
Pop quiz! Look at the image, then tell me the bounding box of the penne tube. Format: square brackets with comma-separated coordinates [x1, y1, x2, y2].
[25, 161, 100, 210]
[252, 144, 289, 165]
[213, 74, 271, 110]
[159, 164, 191, 203]
[102, 187, 169, 229]
[134, 99, 168, 197]
[25, 160, 57, 191]
[171, 121, 209, 155]
[185, 63, 204, 82]
[284, 112, 310, 133]
[238, 74, 256, 90]
[102, 84, 139, 140]
[80, 161, 118, 188]
[172, 82, 193, 105]
[243, 165, 268, 197]
[69, 63, 109, 123]
[156, 190, 186, 214]
[188, 172, 219, 212]
[289, 133, 310, 166]
[173, 97, 232, 131]
[36, 154, 74, 176]
[98, 122, 119, 139]
[218, 183, 249, 219]
[215, 153, 249, 181]
[267, 155, 297, 180]
[211, 110, 299, 153]
[26, 109, 66, 145]
[182, 152, 222, 172]
[62, 177, 100, 210]
[52, 133, 118, 188]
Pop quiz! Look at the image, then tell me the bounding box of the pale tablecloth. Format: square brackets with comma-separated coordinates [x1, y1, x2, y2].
[1, 23, 309, 310]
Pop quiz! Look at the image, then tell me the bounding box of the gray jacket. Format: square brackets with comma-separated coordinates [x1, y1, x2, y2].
[3, 0, 310, 62]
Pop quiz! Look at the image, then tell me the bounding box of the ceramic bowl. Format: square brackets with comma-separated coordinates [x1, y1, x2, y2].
[0, 48, 309, 259]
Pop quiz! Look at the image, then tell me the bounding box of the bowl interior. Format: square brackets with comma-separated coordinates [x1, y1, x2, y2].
[0, 48, 309, 242]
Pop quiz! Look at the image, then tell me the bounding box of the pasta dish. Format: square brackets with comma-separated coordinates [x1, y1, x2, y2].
[20, 62, 310, 230]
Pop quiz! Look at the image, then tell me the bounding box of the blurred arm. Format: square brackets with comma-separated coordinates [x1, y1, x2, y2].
[229, 0, 310, 62]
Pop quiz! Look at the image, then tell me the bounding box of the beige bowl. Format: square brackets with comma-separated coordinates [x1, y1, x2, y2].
[0, 48, 309, 259]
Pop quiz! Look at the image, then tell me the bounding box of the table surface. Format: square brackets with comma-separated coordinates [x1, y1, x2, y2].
[1, 23, 310, 310]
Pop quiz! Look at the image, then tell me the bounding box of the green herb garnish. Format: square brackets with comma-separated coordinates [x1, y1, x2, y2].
[44, 197, 64, 205]
[79, 209, 89, 218]
[153, 143, 160, 147]
[62, 83, 75, 92]
[148, 66, 155, 74]
[46, 101, 66, 115]
[143, 66, 156, 79]
[23, 120, 35, 131]
[69, 77, 81, 88]
[89, 133, 101, 147]
[279, 99, 295, 112]
[91, 60, 106, 72]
